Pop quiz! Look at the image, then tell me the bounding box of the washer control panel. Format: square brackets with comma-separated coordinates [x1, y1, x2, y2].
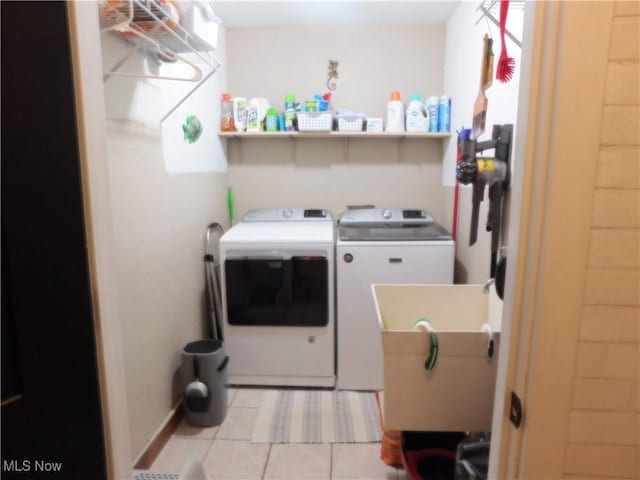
[340, 208, 434, 225]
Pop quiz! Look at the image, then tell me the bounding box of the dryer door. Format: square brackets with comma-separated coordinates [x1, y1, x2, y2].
[225, 256, 328, 327]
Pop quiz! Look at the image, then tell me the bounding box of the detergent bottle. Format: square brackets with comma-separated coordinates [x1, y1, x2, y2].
[385, 91, 404, 132]
[405, 94, 427, 132]
[232, 97, 247, 132]
[220, 93, 234, 132]
[246, 98, 262, 132]
[426, 96, 439, 133]
[438, 95, 452, 132]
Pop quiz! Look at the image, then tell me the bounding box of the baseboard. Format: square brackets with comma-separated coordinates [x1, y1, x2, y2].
[133, 402, 183, 469]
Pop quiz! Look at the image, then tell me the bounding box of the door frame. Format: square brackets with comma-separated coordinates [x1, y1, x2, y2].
[67, 1, 617, 478]
[67, 2, 133, 478]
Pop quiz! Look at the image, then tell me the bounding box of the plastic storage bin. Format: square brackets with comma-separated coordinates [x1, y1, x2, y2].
[372, 284, 502, 432]
[297, 111, 333, 131]
[336, 112, 365, 131]
[181, 339, 229, 427]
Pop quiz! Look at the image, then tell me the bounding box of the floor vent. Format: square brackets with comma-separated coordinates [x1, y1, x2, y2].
[133, 471, 180, 480]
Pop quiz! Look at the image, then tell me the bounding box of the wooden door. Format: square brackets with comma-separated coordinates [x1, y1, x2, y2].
[491, 2, 638, 478]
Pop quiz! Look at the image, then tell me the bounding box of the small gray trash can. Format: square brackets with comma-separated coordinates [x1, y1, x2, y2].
[181, 339, 229, 427]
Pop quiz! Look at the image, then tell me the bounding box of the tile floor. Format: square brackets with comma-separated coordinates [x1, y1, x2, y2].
[150, 388, 407, 479]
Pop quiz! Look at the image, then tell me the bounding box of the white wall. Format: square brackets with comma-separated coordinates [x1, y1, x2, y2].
[442, 2, 524, 283]
[100, 13, 229, 459]
[226, 25, 448, 221]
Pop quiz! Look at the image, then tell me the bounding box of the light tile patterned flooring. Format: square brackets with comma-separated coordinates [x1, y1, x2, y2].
[150, 388, 408, 479]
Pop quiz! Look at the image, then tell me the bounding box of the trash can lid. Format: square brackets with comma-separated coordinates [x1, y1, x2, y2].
[184, 339, 223, 354]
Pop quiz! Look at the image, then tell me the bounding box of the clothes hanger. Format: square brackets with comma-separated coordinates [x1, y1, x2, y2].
[105, 25, 203, 82]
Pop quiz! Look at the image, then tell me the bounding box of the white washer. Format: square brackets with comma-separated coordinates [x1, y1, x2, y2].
[336, 208, 455, 390]
[220, 208, 335, 387]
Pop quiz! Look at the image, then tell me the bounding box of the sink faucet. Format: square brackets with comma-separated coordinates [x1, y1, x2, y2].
[483, 277, 495, 294]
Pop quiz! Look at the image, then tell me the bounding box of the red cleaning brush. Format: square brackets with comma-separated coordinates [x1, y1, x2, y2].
[496, 0, 515, 83]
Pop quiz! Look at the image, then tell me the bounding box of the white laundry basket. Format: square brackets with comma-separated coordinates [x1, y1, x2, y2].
[297, 111, 333, 131]
[336, 111, 365, 131]
[372, 284, 502, 432]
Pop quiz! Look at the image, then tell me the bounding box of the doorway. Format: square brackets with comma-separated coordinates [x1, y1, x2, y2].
[1, 2, 107, 478]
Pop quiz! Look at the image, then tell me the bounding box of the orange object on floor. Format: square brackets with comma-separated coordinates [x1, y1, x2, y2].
[375, 391, 403, 468]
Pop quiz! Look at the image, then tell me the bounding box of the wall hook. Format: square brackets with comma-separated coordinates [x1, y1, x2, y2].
[327, 59, 339, 91]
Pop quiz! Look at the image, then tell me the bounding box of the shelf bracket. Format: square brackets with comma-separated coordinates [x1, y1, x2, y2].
[343, 137, 349, 163]
[398, 137, 404, 163]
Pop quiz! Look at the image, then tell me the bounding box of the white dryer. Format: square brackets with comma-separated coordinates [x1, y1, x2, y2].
[219, 208, 335, 387]
[336, 208, 454, 391]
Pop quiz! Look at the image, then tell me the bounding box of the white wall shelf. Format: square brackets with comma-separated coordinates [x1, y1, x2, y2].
[218, 131, 451, 139]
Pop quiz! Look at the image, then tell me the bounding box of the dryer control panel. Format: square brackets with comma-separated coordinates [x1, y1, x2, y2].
[243, 208, 333, 222]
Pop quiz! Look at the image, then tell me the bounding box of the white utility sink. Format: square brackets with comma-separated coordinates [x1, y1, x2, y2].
[372, 283, 503, 432]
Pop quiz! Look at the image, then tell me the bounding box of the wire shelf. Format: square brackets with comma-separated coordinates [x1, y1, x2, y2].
[101, 0, 220, 64]
[476, 0, 523, 48]
[99, 0, 223, 122]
